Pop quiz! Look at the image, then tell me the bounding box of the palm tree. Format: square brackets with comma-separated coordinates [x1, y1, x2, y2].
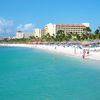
[41, 33, 50, 41]
[81, 34, 88, 40]
[83, 27, 91, 34]
[76, 34, 81, 41]
[95, 29, 99, 34]
[94, 26, 100, 40]
[94, 26, 100, 34]
[55, 30, 65, 41]
[98, 26, 100, 32]
[66, 33, 72, 40]
[95, 33, 100, 39]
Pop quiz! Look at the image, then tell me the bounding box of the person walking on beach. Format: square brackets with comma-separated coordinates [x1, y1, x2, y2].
[74, 46, 76, 54]
[82, 49, 86, 59]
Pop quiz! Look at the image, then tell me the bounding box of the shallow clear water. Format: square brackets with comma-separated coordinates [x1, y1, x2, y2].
[0, 46, 100, 100]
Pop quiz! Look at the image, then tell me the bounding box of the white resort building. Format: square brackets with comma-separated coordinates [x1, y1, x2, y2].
[16, 31, 34, 39]
[34, 23, 90, 37]
[34, 28, 46, 37]
[44, 23, 90, 35]
[16, 31, 24, 39]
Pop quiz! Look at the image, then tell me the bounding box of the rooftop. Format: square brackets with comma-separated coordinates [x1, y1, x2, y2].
[46, 23, 89, 27]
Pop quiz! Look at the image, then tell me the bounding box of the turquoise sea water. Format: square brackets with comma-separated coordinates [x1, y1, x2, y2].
[0, 46, 100, 100]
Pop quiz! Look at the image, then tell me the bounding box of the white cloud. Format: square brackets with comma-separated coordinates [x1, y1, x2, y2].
[17, 23, 35, 32]
[0, 17, 14, 36]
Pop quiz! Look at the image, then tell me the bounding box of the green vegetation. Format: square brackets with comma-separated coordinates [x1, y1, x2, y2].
[83, 27, 91, 34]
[0, 38, 31, 43]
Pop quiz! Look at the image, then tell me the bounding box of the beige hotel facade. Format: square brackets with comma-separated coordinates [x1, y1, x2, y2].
[33, 23, 90, 37]
[44, 23, 89, 36]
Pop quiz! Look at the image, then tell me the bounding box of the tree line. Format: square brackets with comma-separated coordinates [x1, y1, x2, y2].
[38, 27, 100, 42]
[0, 26, 100, 43]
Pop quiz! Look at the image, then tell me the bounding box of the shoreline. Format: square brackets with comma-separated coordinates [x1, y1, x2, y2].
[0, 43, 100, 61]
[32, 44, 100, 61]
[0, 43, 33, 48]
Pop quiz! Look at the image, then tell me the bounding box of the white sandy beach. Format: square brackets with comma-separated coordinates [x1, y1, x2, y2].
[0, 43, 100, 61]
[32, 44, 100, 61]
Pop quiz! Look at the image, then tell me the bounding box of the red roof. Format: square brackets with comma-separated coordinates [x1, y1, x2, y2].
[55, 24, 85, 27]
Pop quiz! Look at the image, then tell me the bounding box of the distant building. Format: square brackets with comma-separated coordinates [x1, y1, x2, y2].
[16, 31, 33, 39]
[23, 33, 33, 38]
[34, 28, 45, 37]
[16, 31, 24, 39]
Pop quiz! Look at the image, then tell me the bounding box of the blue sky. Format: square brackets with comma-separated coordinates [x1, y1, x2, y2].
[0, 0, 100, 36]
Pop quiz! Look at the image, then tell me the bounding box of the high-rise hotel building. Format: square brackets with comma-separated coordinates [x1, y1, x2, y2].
[44, 23, 89, 36]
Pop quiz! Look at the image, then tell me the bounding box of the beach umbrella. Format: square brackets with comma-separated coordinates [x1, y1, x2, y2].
[81, 41, 91, 45]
